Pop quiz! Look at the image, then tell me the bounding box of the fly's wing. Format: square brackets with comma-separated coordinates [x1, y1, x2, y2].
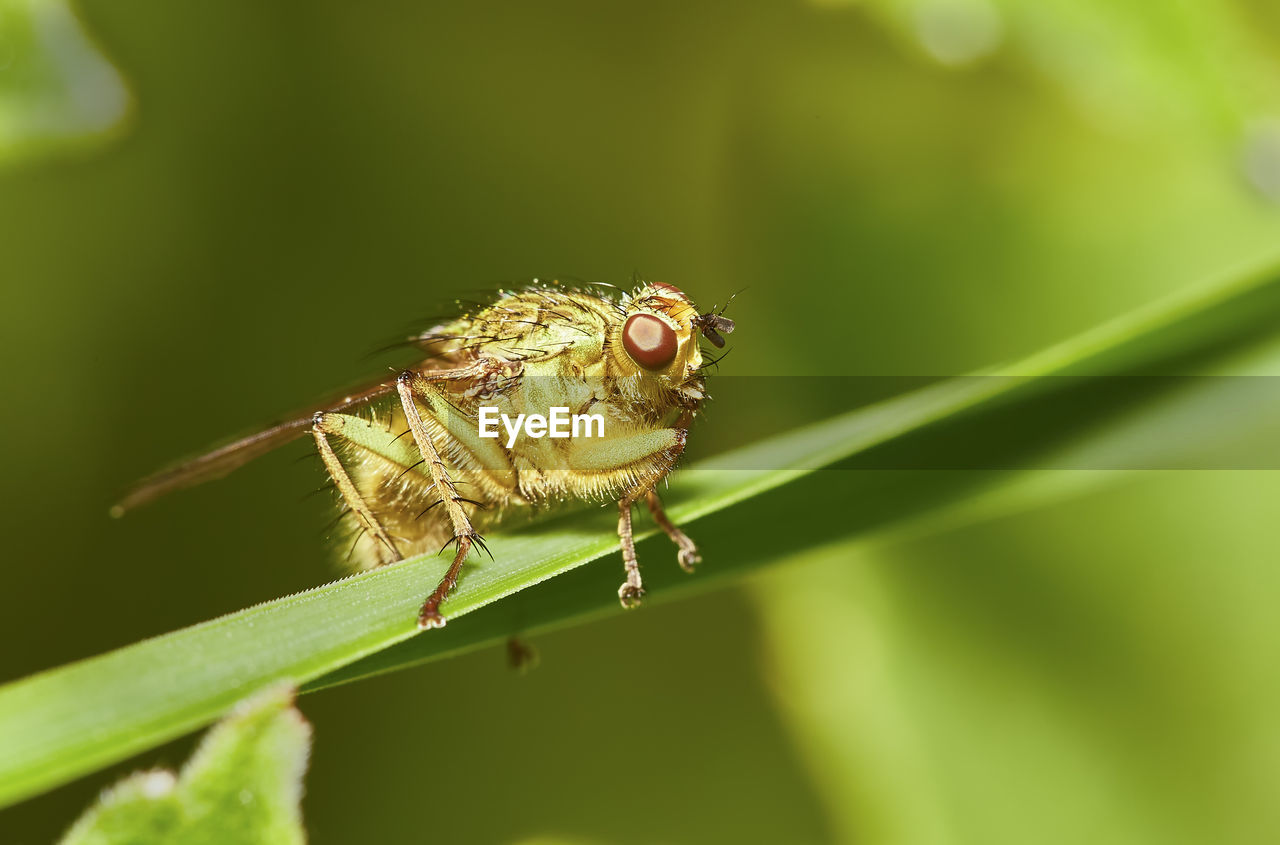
[111, 379, 398, 516]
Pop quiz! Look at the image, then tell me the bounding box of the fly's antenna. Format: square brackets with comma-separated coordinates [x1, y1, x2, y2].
[716, 288, 744, 316]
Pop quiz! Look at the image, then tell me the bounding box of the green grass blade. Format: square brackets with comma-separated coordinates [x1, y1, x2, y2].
[2, 256, 1280, 810]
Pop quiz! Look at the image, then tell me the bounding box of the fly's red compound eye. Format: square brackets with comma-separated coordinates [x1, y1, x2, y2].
[623, 313, 678, 370]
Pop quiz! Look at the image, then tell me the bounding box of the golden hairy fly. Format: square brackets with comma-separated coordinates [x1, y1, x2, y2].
[116, 280, 735, 629]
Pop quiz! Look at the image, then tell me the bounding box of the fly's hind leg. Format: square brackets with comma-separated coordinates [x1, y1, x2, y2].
[645, 488, 700, 572]
[312, 413, 402, 564]
[396, 367, 492, 630]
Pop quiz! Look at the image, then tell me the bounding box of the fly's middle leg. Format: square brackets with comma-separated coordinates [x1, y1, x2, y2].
[396, 368, 489, 630]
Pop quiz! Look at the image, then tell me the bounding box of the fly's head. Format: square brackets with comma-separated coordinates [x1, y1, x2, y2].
[608, 282, 735, 406]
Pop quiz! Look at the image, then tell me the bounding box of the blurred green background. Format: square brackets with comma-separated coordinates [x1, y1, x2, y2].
[3, 0, 1280, 842]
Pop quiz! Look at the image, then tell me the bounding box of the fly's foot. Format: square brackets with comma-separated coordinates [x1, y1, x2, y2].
[677, 547, 702, 573]
[417, 603, 447, 630]
[618, 582, 645, 609]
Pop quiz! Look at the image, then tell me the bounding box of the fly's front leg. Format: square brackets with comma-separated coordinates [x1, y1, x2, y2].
[312, 413, 402, 563]
[645, 488, 700, 572]
[396, 366, 491, 629]
[568, 414, 694, 610]
[617, 493, 645, 608]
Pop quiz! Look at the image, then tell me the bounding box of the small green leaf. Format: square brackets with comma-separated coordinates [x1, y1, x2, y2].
[59, 685, 309, 845]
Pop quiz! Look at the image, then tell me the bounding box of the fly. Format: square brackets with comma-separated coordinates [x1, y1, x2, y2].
[114, 280, 735, 629]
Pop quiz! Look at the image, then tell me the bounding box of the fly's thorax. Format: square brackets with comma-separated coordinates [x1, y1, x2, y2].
[417, 281, 712, 427]
[417, 288, 614, 365]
